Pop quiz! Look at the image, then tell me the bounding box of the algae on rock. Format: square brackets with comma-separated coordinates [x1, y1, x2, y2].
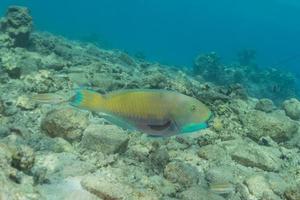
[240, 110, 298, 142]
[81, 124, 129, 154]
[41, 108, 89, 142]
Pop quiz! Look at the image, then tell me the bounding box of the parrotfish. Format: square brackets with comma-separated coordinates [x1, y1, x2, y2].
[70, 89, 212, 136]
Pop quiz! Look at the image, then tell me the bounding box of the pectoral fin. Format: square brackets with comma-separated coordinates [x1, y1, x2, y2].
[100, 113, 135, 131]
[147, 120, 172, 131]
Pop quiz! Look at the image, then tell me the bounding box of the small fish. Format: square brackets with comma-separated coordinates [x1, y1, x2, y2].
[209, 182, 235, 194]
[70, 89, 212, 136]
[31, 93, 67, 104]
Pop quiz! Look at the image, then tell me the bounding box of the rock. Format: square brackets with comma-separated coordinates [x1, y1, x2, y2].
[0, 126, 10, 138]
[29, 135, 74, 153]
[81, 175, 130, 200]
[0, 49, 22, 78]
[68, 72, 91, 87]
[81, 124, 129, 154]
[0, 178, 41, 200]
[33, 152, 95, 180]
[261, 192, 282, 200]
[42, 53, 70, 71]
[265, 173, 289, 197]
[229, 140, 282, 172]
[16, 95, 36, 110]
[11, 145, 35, 173]
[283, 98, 300, 120]
[258, 136, 278, 147]
[164, 161, 200, 189]
[178, 186, 225, 200]
[148, 145, 170, 173]
[287, 130, 300, 148]
[0, 6, 33, 47]
[212, 117, 224, 132]
[51, 137, 74, 153]
[41, 108, 89, 142]
[244, 175, 281, 200]
[0, 49, 42, 77]
[37, 177, 100, 200]
[126, 142, 151, 162]
[0, 143, 13, 165]
[241, 110, 298, 142]
[0, 98, 4, 114]
[166, 136, 193, 151]
[31, 166, 48, 184]
[198, 144, 228, 161]
[23, 70, 64, 93]
[117, 52, 137, 67]
[284, 183, 300, 200]
[0, 96, 18, 116]
[205, 166, 240, 184]
[144, 175, 176, 197]
[255, 98, 274, 113]
[81, 174, 158, 200]
[19, 52, 41, 72]
[0, 33, 14, 48]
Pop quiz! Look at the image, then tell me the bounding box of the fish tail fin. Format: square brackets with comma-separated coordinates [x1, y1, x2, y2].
[70, 89, 104, 111]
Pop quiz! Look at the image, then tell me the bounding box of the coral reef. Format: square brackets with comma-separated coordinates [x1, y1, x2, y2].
[237, 49, 257, 67]
[193, 52, 299, 103]
[0, 6, 33, 48]
[0, 6, 300, 200]
[283, 98, 300, 120]
[255, 98, 275, 113]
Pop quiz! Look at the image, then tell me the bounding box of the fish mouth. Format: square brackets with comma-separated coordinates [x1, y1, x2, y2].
[180, 122, 208, 133]
[180, 110, 213, 133]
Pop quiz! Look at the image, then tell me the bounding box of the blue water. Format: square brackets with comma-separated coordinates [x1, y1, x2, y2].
[1, 0, 300, 74]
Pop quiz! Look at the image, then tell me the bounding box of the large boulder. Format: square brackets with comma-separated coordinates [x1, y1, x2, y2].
[81, 124, 129, 154]
[255, 98, 274, 113]
[198, 139, 283, 172]
[241, 110, 298, 142]
[226, 139, 282, 172]
[285, 183, 300, 200]
[245, 175, 281, 200]
[11, 145, 35, 173]
[41, 108, 89, 142]
[163, 161, 201, 189]
[283, 98, 300, 120]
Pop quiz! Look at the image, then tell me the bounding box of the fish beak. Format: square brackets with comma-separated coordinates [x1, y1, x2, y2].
[180, 122, 208, 133]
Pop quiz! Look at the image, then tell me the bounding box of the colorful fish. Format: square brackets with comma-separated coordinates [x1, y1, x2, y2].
[209, 182, 235, 194]
[70, 89, 212, 136]
[31, 93, 67, 104]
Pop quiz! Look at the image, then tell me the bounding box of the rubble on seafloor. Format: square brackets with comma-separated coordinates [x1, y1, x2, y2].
[0, 5, 300, 200]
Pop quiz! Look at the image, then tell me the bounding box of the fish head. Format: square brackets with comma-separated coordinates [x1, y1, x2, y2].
[173, 96, 212, 133]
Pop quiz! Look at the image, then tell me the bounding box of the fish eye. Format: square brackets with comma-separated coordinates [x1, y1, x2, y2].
[190, 104, 196, 112]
